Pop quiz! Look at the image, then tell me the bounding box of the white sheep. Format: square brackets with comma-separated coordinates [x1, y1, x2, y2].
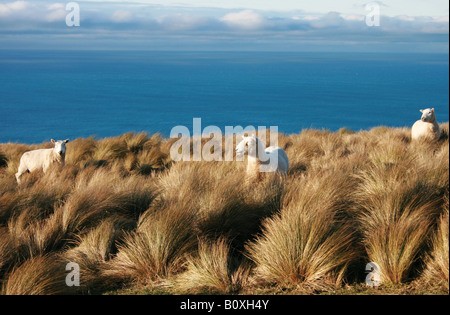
[411, 108, 441, 141]
[235, 135, 289, 181]
[15, 139, 69, 184]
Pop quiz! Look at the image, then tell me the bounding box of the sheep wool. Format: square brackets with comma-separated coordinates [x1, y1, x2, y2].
[411, 108, 441, 141]
[15, 139, 69, 184]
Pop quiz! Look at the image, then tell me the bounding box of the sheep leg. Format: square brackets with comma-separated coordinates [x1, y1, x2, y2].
[15, 170, 25, 184]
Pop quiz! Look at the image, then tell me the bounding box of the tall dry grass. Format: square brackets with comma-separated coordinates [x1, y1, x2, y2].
[352, 129, 448, 284]
[246, 171, 359, 291]
[1, 254, 74, 295]
[0, 123, 448, 295]
[108, 196, 198, 284]
[176, 237, 252, 294]
[420, 193, 449, 291]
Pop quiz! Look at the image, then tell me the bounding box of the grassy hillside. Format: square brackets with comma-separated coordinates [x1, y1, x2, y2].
[0, 125, 448, 295]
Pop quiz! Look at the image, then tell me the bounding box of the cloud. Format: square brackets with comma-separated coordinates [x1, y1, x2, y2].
[1, 1, 447, 35]
[7, 0, 27, 10]
[111, 10, 133, 23]
[432, 16, 449, 23]
[0, 1, 447, 52]
[221, 10, 266, 30]
[396, 15, 416, 22]
[378, 15, 450, 34]
[308, 11, 345, 28]
[47, 3, 64, 11]
[45, 3, 67, 22]
[157, 14, 219, 31]
[301, 16, 320, 21]
[342, 14, 365, 22]
[0, 0, 28, 16]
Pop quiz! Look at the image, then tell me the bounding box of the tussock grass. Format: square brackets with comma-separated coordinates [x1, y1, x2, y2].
[246, 172, 359, 291]
[155, 161, 283, 250]
[353, 139, 448, 284]
[108, 198, 198, 284]
[420, 194, 449, 291]
[176, 237, 251, 294]
[93, 138, 128, 162]
[0, 124, 448, 295]
[123, 132, 149, 154]
[1, 254, 75, 295]
[0, 227, 14, 277]
[63, 218, 133, 293]
[65, 137, 97, 166]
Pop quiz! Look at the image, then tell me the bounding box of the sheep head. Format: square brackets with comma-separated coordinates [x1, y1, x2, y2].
[420, 108, 436, 123]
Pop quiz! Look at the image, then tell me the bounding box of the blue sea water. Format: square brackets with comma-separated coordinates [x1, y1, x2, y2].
[0, 50, 448, 144]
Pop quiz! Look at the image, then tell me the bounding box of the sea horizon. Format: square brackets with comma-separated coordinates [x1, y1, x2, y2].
[1, 50, 448, 144]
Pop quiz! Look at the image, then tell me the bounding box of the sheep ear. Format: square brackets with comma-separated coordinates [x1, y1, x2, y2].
[420, 109, 424, 113]
[51, 139, 55, 144]
[64, 139, 70, 143]
[431, 108, 435, 113]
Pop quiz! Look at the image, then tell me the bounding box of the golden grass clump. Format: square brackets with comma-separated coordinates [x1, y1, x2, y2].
[155, 161, 283, 249]
[246, 171, 359, 291]
[63, 218, 133, 293]
[0, 123, 448, 295]
[420, 194, 449, 291]
[108, 199, 198, 284]
[176, 237, 251, 294]
[353, 137, 448, 284]
[1, 254, 74, 295]
[65, 137, 97, 166]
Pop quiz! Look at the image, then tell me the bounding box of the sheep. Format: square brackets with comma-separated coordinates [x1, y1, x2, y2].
[411, 108, 441, 141]
[235, 135, 289, 181]
[15, 139, 69, 184]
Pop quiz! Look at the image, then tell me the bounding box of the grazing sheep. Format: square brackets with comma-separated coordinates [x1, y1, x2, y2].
[411, 108, 441, 141]
[15, 139, 69, 184]
[235, 135, 289, 181]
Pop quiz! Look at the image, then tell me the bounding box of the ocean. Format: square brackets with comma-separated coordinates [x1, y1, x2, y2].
[0, 50, 448, 144]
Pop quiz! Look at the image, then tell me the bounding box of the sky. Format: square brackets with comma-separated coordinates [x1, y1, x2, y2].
[0, 0, 448, 52]
[80, 0, 449, 16]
